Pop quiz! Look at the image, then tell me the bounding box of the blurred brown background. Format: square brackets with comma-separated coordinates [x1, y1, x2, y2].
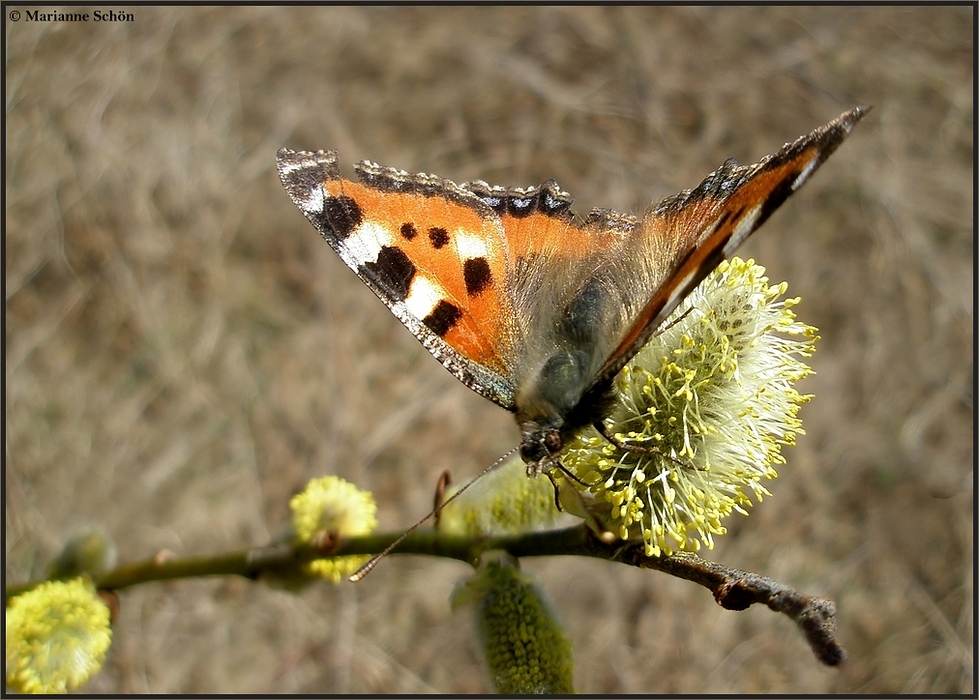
[5, 6, 973, 693]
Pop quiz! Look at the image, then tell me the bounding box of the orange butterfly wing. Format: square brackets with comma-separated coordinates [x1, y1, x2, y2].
[277, 150, 521, 409]
[590, 106, 870, 391]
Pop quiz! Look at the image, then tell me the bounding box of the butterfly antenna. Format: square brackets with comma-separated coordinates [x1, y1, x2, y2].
[656, 305, 695, 335]
[348, 448, 519, 582]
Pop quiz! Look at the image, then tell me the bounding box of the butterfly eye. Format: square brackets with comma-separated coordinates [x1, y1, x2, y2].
[519, 427, 563, 465]
[543, 430, 563, 455]
[520, 440, 547, 464]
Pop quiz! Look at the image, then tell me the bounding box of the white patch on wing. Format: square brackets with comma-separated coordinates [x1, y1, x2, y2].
[455, 232, 489, 260]
[404, 274, 445, 320]
[277, 159, 303, 175]
[792, 156, 819, 191]
[698, 215, 721, 241]
[296, 181, 325, 214]
[726, 204, 761, 253]
[338, 221, 395, 267]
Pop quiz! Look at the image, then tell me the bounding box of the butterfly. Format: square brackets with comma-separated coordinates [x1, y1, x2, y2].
[277, 107, 868, 475]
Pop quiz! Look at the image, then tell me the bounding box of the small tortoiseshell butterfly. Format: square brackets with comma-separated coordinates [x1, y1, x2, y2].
[277, 107, 868, 474]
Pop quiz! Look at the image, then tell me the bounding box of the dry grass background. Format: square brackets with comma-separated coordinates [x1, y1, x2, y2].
[5, 6, 973, 694]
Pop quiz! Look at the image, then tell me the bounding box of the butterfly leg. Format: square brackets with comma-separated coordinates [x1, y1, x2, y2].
[546, 456, 593, 487]
[542, 469, 566, 512]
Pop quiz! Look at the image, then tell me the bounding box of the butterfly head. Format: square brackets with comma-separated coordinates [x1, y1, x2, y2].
[518, 421, 564, 475]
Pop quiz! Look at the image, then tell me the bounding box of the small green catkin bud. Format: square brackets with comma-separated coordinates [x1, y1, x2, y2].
[47, 527, 118, 580]
[452, 551, 574, 694]
[438, 453, 565, 538]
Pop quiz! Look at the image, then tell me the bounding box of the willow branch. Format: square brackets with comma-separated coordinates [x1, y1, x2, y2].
[5, 523, 844, 665]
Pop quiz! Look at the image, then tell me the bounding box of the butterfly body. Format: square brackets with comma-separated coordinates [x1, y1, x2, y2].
[278, 107, 868, 473]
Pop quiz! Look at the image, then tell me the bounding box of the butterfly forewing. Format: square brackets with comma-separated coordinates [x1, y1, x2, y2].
[276, 149, 520, 409]
[590, 106, 870, 389]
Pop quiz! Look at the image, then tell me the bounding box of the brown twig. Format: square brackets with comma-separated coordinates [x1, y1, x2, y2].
[6, 524, 845, 665]
[609, 543, 845, 666]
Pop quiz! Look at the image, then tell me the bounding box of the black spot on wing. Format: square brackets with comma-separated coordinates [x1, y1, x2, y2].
[756, 169, 801, 228]
[400, 222, 417, 240]
[321, 196, 363, 240]
[695, 159, 750, 202]
[428, 227, 450, 249]
[361, 246, 415, 302]
[463, 257, 493, 296]
[424, 300, 462, 337]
